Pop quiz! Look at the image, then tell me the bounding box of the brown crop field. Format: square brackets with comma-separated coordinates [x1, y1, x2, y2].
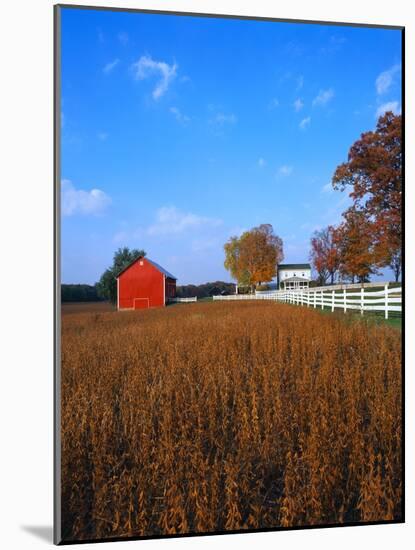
[60, 301, 402, 542]
[62, 301, 116, 315]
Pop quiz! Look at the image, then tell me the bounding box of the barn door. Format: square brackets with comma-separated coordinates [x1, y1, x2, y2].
[133, 298, 150, 309]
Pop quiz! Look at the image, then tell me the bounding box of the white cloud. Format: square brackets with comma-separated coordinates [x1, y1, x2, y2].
[312, 88, 334, 107]
[210, 112, 237, 126]
[147, 206, 222, 236]
[299, 116, 311, 130]
[296, 75, 304, 91]
[131, 55, 178, 100]
[321, 182, 333, 193]
[118, 32, 129, 45]
[61, 179, 111, 216]
[375, 64, 401, 95]
[170, 107, 190, 124]
[258, 157, 266, 168]
[278, 165, 293, 177]
[376, 101, 401, 118]
[208, 112, 238, 135]
[320, 35, 346, 55]
[269, 98, 279, 109]
[97, 132, 109, 141]
[103, 58, 119, 74]
[293, 98, 304, 112]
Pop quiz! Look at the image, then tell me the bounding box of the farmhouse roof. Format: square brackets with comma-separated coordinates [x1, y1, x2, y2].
[116, 256, 177, 280]
[278, 263, 311, 270]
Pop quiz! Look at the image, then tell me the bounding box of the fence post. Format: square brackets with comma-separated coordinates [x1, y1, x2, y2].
[321, 290, 324, 310]
[343, 288, 346, 314]
[332, 290, 335, 312]
[385, 283, 389, 320]
[360, 287, 364, 316]
[314, 291, 316, 309]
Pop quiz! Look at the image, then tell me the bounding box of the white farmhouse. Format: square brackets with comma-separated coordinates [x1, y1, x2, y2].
[278, 263, 311, 290]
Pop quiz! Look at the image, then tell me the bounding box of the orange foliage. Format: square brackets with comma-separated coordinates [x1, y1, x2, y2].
[310, 226, 340, 284]
[224, 224, 283, 289]
[332, 112, 402, 280]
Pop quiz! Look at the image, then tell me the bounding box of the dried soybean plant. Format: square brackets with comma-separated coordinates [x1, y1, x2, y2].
[60, 301, 402, 541]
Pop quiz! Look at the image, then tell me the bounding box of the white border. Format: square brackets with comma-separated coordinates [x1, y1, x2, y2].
[0, 1, 412, 549]
[117, 277, 120, 310]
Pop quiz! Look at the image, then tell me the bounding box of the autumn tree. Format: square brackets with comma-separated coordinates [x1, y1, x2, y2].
[332, 111, 402, 281]
[309, 225, 340, 285]
[333, 209, 378, 284]
[224, 236, 250, 288]
[224, 224, 284, 292]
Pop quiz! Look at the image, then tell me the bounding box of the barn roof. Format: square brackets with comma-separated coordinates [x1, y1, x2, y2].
[146, 259, 177, 280]
[278, 263, 311, 270]
[116, 256, 177, 280]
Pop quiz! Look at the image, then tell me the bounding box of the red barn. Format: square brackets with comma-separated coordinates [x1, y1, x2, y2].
[116, 256, 177, 310]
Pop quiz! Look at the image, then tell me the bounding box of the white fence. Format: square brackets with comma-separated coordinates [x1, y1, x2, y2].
[169, 297, 198, 303]
[213, 284, 402, 319]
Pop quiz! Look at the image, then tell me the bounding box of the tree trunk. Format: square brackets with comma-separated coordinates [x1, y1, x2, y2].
[394, 266, 400, 282]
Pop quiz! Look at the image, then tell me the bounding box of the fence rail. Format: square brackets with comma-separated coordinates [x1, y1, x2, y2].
[169, 297, 198, 303]
[213, 284, 402, 319]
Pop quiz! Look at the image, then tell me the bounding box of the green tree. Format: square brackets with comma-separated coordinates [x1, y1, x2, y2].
[97, 247, 146, 303]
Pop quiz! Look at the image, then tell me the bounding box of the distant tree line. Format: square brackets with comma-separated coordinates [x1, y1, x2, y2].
[176, 281, 236, 298]
[310, 112, 402, 284]
[63, 248, 146, 303]
[61, 284, 103, 302]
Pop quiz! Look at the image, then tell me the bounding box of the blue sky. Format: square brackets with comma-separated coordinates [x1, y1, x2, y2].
[60, 8, 402, 285]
